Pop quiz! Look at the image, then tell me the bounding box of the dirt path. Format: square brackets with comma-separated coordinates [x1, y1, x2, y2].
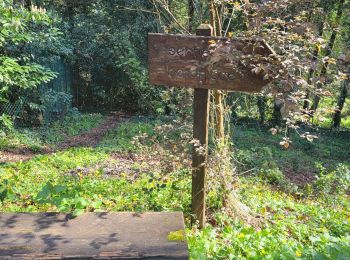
[0, 112, 130, 163]
[283, 167, 317, 187]
[0, 151, 36, 163]
[56, 112, 130, 150]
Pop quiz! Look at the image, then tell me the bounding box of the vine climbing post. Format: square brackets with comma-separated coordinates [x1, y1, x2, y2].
[148, 24, 273, 229]
[191, 24, 212, 228]
[209, 1, 225, 143]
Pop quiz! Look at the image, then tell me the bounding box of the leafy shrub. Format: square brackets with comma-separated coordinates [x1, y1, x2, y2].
[0, 114, 14, 132]
[188, 218, 350, 259]
[35, 181, 103, 217]
[0, 114, 44, 152]
[0, 3, 60, 124]
[259, 167, 285, 185]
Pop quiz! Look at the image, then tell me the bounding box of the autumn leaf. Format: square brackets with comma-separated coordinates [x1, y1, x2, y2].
[280, 137, 291, 149]
[296, 79, 307, 86]
[252, 66, 262, 75]
[301, 132, 318, 142]
[280, 141, 290, 149]
[306, 135, 318, 142]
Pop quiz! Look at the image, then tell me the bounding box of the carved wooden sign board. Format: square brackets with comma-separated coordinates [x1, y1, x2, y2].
[148, 33, 274, 93]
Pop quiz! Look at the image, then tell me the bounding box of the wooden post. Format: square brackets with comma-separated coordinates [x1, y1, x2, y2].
[191, 24, 212, 228]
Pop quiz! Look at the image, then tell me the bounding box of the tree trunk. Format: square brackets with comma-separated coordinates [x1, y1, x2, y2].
[272, 99, 283, 127]
[333, 69, 349, 128]
[188, 0, 195, 32]
[257, 96, 267, 125]
[303, 20, 325, 110]
[311, 0, 345, 112]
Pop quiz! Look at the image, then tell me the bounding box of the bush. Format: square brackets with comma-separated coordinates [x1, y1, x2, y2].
[259, 167, 285, 185]
[0, 114, 14, 132]
[314, 164, 350, 195]
[235, 146, 277, 170]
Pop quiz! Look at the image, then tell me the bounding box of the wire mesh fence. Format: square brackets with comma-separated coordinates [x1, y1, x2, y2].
[40, 57, 73, 123]
[0, 97, 27, 118]
[1, 57, 73, 124]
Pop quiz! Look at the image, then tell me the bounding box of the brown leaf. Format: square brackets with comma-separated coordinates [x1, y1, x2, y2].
[269, 128, 278, 135]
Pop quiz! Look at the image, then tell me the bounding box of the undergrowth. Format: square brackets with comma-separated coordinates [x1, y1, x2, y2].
[0, 113, 104, 152]
[0, 118, 349, 259]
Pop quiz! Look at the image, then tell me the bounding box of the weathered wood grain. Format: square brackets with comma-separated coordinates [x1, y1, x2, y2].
[148, 33, 274, 92]
[0, 212, 188, 259]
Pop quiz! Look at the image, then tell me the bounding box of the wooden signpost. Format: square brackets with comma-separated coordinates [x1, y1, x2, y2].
[148, 24, 274, 228]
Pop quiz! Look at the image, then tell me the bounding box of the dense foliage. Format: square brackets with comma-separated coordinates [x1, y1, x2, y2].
[0, 3, 52, 126]
[0, 3, 56, 100]
[36, 0, 162, 112]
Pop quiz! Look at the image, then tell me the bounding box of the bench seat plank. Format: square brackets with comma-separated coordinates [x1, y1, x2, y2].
[0, 212, 188, 259]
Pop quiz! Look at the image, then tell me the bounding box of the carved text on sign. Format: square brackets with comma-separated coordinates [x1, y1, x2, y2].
[168, 47, 209, 59]
[148, 33, 275, 93]
[167, 68, 236, 82]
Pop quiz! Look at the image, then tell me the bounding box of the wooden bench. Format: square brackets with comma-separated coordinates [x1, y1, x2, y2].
[0, 212, 188, 259]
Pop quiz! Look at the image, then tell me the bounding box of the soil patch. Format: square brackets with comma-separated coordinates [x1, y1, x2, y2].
[66, 154, 162, 181]
[0, 150, 36, 163]
[283, 167, 317, 186]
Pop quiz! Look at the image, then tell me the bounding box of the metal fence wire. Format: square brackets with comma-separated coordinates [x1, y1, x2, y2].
[0, 97, 27, 117]
[40, 57, 73, 123]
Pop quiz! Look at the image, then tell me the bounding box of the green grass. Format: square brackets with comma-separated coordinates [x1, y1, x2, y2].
[0, 113, 104, 152]
[99, 119, 156, 152]
[232, 125, 350, 180]
[39, 112, 104, 144]
[0, 118, 349, 259]
[316, 97, 350, 129]
[0, 147, 190, 215]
